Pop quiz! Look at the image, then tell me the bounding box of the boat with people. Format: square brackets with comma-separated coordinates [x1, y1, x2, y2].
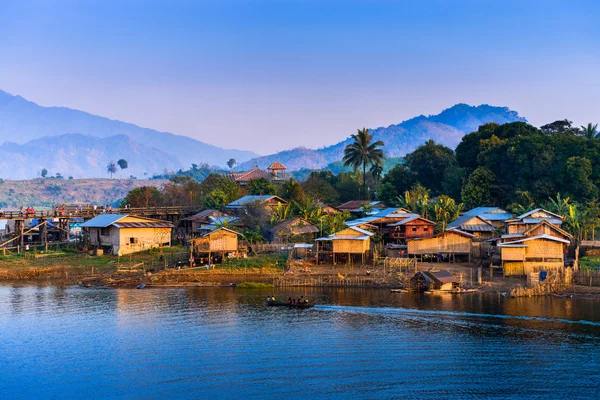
[266, 296, 314, 309]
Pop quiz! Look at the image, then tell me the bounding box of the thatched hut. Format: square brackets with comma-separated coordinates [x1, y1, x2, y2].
[410, 270, 459, 292]
[268, 218, 319, 243]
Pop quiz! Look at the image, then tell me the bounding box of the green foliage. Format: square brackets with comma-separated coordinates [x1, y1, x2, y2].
[106, 161, 117, 178]
[301, 173, 339, 204]
[280, 178, 306, 203]
[227, 158, 237, 170]
[432, 195, 464, 232]
[122, 186, 161, 207]
[243, 227, 265, 242]
[41, 168, 48, 178]
[461, 167, 496, 208]
[221, 254, 288, 270]
[117, 159, 128, 170]
[343, 128, 385, 198]
[203, 189, 229, 210]
[248, 178, 276, 195]
[404, 139, 458, 196]
[200, 174, 241, 204]
[396, 183, 430, 218]
[237, 282, 274, 288]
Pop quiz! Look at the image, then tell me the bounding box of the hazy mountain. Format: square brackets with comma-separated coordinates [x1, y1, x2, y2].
[238, 104, 527, 171]
[0, 134, 181, 179]
[0, 90, 257, 178]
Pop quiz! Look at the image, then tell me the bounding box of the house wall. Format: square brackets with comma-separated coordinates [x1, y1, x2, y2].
[408, 232, 472, 255]
[501, 247, 526, 261]
[502, 239, 565, 276]
[118, 227, 172, 255]
[333, 239, 370, 254]
[527, 224, 569, 240]
[207, 231, 238, 252]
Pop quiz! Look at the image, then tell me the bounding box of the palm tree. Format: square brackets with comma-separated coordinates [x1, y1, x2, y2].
[370, 163, 383, 184]
[565, 204, 588, 271]
[544, 193, 572, 217]
[581, 123, 599, 139]
[433, 196, 464, 232]
[343, 128, 385, 199]
[106, 161, 117, 178]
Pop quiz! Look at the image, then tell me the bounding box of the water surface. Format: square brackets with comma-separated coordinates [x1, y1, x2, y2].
[1, 286, 599, 399]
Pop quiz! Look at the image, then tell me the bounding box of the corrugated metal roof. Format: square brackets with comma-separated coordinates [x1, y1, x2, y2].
[500, 234, 570, 245]
[388, 215, 434, 226]
[479, 213, 513, 221]
[226, 195, 286, 208]
[463, 207, 502, 216]
[346, 226, 375, 236]
[81, 214, 127, 228]
[113, 221, 174, 229]
[459, 224, 496, 232]
[516, 208, 564, 220]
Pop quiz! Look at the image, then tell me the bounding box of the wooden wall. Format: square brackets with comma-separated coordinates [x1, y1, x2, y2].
[333, 239, 370, 254]
[408, 232, 472, 255]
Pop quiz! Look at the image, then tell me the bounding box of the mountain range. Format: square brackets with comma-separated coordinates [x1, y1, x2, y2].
[238, 104, 527, 171]
[0, 89, 527, 179]
[0, 90, 257, 179]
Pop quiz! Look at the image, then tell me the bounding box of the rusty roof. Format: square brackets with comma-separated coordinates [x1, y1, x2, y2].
[269, 218, 319, 235]
[230, 168, 273, 183]
[267, 161, 286, 170]
[113, 221, 174, 229]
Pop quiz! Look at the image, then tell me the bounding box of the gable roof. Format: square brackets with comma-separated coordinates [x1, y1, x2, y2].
[516, 208, 564, 221]
[387, 214, 436, 226]
[522, 219, 573, 239]
[203, 227, 242, 237]
[497, 234, 570, 246]
[336, 200, 384, 212]
[462, 207, 513, 222]
[225, 195, 287, 208]
[269, 218, 319, 235]
[448, 215, 496, 231]
[113, 221, 174, 229]
[443, 228, 476, 238]
[184, 209, 226, 222]
[414, 270, 457, 284]
[81, 214, 127, 228]
[230, 168, 273, 183]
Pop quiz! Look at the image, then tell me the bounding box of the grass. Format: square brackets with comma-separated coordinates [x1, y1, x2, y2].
[579, 256, 600, 271]
[220, 254, 288, 270]
[237, 282, 274, 288]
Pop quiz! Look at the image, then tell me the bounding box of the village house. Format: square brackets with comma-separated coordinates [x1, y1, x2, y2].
[460, 207, 513, 230]
[182, 209, 228, 233]
[448, 215, 497, 240]
[407, 228, 475, 262]
[410, 270, 459, 292]
[190, 227, 242, 264]
[224, 195, 288, 214]
[229, 162, 287, 186]
[336, 200, 386, 217]
[315, 226, 373, 265]
[497, 219, 572, 276]
[268, 218, 319, 243]
[81, 214, 173, 256]
[347, 208, 435, 244]
[505, 208, 564, 234]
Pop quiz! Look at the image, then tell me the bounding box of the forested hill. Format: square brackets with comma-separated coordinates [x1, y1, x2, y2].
[238, 104, 526, 171]
[0, 90, 257, 179]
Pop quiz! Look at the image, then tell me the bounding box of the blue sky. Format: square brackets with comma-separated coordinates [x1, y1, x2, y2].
[0, 0, 598, 154]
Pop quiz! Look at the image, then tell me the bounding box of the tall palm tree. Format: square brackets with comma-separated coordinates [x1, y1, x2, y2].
[433, 196, 464, 232]
[343, 128, 385, 199]
[581, 123, 599, 139]
[565, 204, 588, 271]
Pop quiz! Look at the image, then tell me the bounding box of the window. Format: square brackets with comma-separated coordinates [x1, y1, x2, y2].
[424, 227, 429, 231]
[130, 237, 138, 244]
[411, 227, 417, 232]
[100, 228, 108, 236]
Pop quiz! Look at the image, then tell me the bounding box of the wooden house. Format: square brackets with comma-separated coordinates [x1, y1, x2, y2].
[410, 270, 459, 292]
[346, 208, 433, 243]
[408, 228, 475, 262]
[448, 215, 496, 240]
[506, 208, 564, 234]
[183, 209, 228, 233]
[268, 218, 319, 243]
[81, 214, 173, 256]
[190, 227, 242, 264]
[461, 207, 513, 230]
[225, 195, 288, 213]
[229, 168, 275, 186]
[498, 220, 572, 276]
[315, 226, 373, 264]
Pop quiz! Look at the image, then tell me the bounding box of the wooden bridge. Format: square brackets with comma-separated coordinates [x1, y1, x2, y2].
[0, 205, 201, 221]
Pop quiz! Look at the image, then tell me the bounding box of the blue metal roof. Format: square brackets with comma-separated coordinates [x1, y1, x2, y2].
[81, 214, 127, 228]
[225, 195, 284, 208]
[479, 213, 513, 221]
[463, 207, 500, 216]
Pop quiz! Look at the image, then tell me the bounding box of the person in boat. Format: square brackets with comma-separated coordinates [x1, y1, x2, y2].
[267, 296, 271, 303]
[300, 296, 306, 304]
[271, 296, 275, 302]
[288, 297, 292, 304]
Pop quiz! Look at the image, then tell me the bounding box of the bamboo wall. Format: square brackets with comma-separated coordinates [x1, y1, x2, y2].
[501, 247, 526, 261]
[408, 232, 472, 255]
[333, 239, 370, 254]
[206, 231, 238, 252]
[525, 239, 564, 259]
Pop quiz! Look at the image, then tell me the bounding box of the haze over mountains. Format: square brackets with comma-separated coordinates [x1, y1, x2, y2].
[0, 90, 257, 179]
[238, 104, 527, 171]
[0, 89, 527, 179]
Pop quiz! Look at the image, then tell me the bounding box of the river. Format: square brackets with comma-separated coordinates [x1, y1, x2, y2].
[1, 285, 599, 399]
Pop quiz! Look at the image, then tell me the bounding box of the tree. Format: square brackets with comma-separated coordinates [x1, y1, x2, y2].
[227, 158, 237, 171]
[342, 128, 385, 199]
[123, 186, 161, 207]
[280, 178, 306, 204]
[248, 178, 276, 196]
[581, 123, 599, 139]
[396, 183, 430, 218]
[107, 161, 117, 178]
[203, 189, 229, 210]
[404, 140, 457, 196]
[565, 204, 587, 271]
[293, 196, 322, 224]
[370, 163, 383, 184]
[117, 159, 128, 178]
[461, 167, 496, 208]
[432, 196, 463, 232]
[200, 174, 241, 205]
[41, 168, 48, 178]
[301, 174, 340, 204]
[540, 119, 579, 136]
[564, 156, 597, 199]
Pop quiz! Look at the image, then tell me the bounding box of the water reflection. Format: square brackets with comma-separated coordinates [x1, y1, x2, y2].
[1, 285, 599, 399]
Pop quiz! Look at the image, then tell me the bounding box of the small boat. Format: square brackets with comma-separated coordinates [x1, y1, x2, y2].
[390, 288, 407, 293]
[136, 282, 147, 289]
[266, 299, 314, 309]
